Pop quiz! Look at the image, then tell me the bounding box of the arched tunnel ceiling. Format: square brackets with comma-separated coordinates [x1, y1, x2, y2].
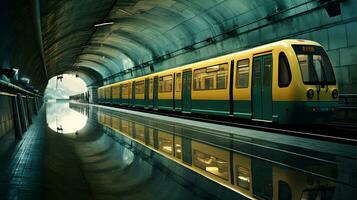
[2, 0, 354, 92]
[40, 0, 287, 88]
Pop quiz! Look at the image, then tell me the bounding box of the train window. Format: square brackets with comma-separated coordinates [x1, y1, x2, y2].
[194, 63, 228, 90]
[217, 72, 227, 89]
[176, 73, 182, 92]
[129, 84, 132, 98]
[105, 87, 111, 99]
[194, 68, 205, 90]
[278, 53, 292, 87]
[159, 75, 173, 93]
[293, 45, 336, 85]
[253, 60, 261, 87]
[278, 180, 292, 200]
[236, 59, 250, 88]
[263, 57, 272, 86]
[205, 75, 214, 89]
[113, 86, 120, 97]
[192, 149, 229, 180]
[149, 79, 153, 94]
[236, 165, 250, 190]
[121, 84, 128, 96]
[135, 81, 145, 94]
[174, 136, 182, 160]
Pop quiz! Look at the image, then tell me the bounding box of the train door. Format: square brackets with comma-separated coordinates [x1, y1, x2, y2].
[119, 85, 122, 105]
[145, 78, 150, 108]
[252, 54, 273, 121]
[153, 76, 158, 109]
[109, 87, 113, 105]
[128, 83, 132, 106]
[182, 70, 192, 112]
[175, 73, 182, 111]
[131, 82, 135, 106]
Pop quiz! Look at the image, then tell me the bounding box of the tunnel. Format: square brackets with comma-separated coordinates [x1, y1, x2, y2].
[0, 0, 357, 199]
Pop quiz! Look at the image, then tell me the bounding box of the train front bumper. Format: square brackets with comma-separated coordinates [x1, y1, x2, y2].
[275, 101, 337, 124]
[301, 101, 337, 124]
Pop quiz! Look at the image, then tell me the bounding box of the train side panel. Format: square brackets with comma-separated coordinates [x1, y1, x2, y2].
[112, 83, 120, 105]
[233, 54, 253, 119]
[190, 56, 231, 116]
[134, 78, 146, 108]
[158, 72, 174, 110]
[120, 81, 131, 106]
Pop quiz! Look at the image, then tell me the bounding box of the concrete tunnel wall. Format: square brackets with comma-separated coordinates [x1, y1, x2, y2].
[99, 0, 357, 94]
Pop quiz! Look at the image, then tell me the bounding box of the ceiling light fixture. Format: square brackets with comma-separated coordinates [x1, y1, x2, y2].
[94, 22, 114, 27]
[118, 9, 132, 15]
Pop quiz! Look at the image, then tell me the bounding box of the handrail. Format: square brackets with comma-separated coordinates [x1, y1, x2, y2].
[0, 80, 42, 97]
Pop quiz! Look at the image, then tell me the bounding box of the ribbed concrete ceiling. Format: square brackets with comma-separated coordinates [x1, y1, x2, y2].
[3, 0, 348, 92]
[40, 0, 285, 87]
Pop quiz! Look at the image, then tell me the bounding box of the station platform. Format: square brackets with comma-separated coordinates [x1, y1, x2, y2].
[0, 104, 204, 200]
[0, 102, 356, 200]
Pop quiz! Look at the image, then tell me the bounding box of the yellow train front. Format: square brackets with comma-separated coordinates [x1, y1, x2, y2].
[98, 39, 338, 124]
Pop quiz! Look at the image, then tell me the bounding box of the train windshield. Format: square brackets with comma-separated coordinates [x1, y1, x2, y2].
[293, 45, 336, 85]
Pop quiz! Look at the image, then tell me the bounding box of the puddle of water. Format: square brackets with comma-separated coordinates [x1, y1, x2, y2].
[46, 102, 88, 134]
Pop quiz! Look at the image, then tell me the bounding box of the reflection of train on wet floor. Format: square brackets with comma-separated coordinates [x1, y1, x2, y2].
[98, 110, 336, 200]
[94, 39, 338, 124]
[70, 91, 89, 103]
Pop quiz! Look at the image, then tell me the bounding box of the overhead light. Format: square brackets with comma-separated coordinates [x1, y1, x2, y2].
[118, 9, 132, 15]
[94, 22, 114, 27]
[21, 77, 30, 84]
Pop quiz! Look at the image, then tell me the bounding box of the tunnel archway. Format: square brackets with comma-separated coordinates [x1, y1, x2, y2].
[44, 74, 88, 101]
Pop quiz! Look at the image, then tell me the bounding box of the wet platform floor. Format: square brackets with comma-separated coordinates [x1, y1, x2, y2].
[0, 102, 356, 200]
[0, 103, 205, 200]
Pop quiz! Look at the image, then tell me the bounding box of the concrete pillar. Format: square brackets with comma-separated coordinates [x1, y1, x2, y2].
[26, 96, 32, 124]
[33, 97, 38, 115]
[11, 96, 23, 139]
[17, 94, 28, 132]
[88, 86, 98, 103]
[38, 97, 42, 109]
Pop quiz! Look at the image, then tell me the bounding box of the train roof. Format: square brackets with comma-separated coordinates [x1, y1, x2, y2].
[101, 39, 322, 89]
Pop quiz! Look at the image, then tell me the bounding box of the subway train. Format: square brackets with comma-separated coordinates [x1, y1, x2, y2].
[96, 39, 338, 124]
[97, 110, 336, 200]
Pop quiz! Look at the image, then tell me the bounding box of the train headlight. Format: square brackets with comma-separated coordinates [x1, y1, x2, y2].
[306, 89, 314, 99]
[332, 89, 338, 99]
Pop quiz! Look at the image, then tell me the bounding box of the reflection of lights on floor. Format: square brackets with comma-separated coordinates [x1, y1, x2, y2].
[162, 146, 172, 152]
[206, 166, 219, 174]
[216, 160, 227, 164]
[238, 176, 250, 183]
[197, 157, 213, 164]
